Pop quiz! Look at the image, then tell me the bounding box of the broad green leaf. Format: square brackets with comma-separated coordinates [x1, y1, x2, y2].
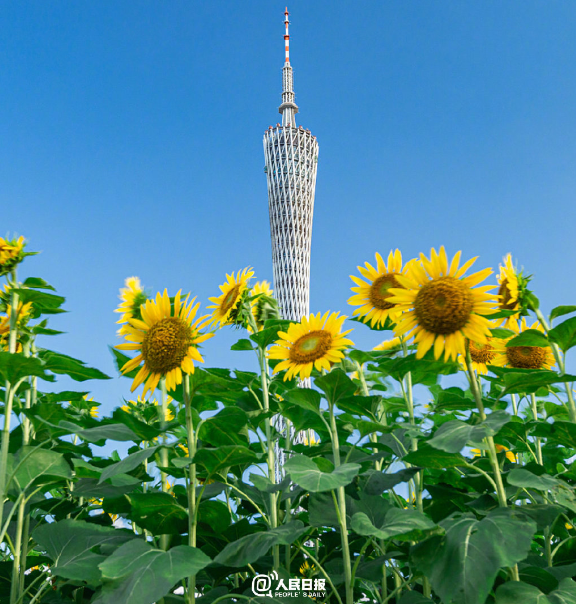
[429, 411, 510, 453]
[351, 507, 436, 541]
[7, 447, 72, 493]
[551, 306, 576, 321]
[249, 325, 285, 349]
[507, 468, 560, 490]
[283, 388, 322, 414]
[490, 328, 517, 339]
[314, 369, 357, 405]
[214, 521, 307, 567]
[549, 579, 576, 604]
[231, 338, 254, 351]
[360, 468, 421, 495]
[488, 367, 576, 395]
[434, 387, 476, 411]
[95, 540, 211, 604]
[398, 593, 435, 604]
[412, 509, 536, 604]
[193, 445, 258, 475]
[403, 444, 466, 469]
[376, 353, 460, 386]
[73, 477, 140, 498]
[506, 329, 550, 348]
[199, 407, 249, 447]
[284, 454, 360, 492]
[130, 493, 188, 535]
[98, 446, 159, 484]
[111, 408, 161, 441]
[198, 499, 231, 533]
[22, 277, 56, 291]
[39, 350, 110, 381]
[58, 421, 139, 444]
[495, 581, 552, 604]
[33, 519, 133, 586]
[0, 352, 53, 384]
[11, 288, 65, 311]
[549, 317, 576, 353]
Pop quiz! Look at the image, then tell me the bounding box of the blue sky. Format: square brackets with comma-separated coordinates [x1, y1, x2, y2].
[2, 1, 576, 413]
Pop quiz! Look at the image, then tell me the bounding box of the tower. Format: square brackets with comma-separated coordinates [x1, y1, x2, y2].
[263, 7, 319, 322]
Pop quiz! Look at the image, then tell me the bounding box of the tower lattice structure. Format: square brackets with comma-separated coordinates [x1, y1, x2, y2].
[263, 8, 319, 477]
[263, 8, 319, 324]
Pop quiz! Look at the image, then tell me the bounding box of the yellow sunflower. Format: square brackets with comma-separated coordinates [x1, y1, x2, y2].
[208, 267, 254, 328]
[115, 277, 148, 335]
[458, 335, 498, 375]
[121, 394, 175, 422]
[269, 311, 354, 381]
[387, 247, 497, 361]
[117, 289, 213, 395]
[248, 280, 274, 332]
[0, 236, 25, 274]
[299, 559, 316, 577]
[492, 317, 555, 370]
[348, 249, 408, 327]
[0, 298, 33, 351]
[373, 336, 402, 352]
[495, 254, 521, 327]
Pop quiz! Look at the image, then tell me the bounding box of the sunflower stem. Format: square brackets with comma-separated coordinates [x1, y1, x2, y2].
[183, 375, 197, 604]
[530, 393, 543, 465]
[511, 393, 518, 416]
[533, 308, 576, 423]
[159, 378, 170, 551]
[328, 401, 354, 604]
[0, 269, 19, 537]
[284, 418, 292, 574]
[466, 346, 508, 508]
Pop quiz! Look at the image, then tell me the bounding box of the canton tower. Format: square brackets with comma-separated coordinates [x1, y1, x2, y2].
[263, 7, 319, 322]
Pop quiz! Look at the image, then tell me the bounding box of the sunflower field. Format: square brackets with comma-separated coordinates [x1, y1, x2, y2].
[2, 237, 576, 604]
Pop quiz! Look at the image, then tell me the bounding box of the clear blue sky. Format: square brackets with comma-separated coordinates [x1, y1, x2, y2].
[3, 1, 576, 414]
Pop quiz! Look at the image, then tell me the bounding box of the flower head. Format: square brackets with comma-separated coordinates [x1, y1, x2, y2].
[492, 317, 555, 370]
[117, 289, 213, 395]
[269, 311, 354, 381]
[115, 277, 149, 335]
[248, 281, 278, 332]
[0, 296, 33, 351]
[459, 336, 498, 375]
[348, 250, 408, 328]
[373, 336, 403, 352]
[388, 247, 496, 361]
[0, 236, 26, 276]
[208, 267, 254, 328]
[496, 254, 531, 327]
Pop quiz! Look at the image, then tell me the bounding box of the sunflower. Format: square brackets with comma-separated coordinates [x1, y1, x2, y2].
[115, 277, 148, 335]
[348, 249, 408, 327]
[117, 289, 213, 395]
[121, 394, 175, 422]
[459, 336, 498, 375]
[248, 280, 275, 332]
[299, 559, 316, 577]
[269, 311, 354, 381]
[302, 431, 318, 446]
[373, 336, 402, 352]
[0, 236, 25, 275]
[208, 267, 254, 328]
[492, 317, 555, 370]
[495, 254, 524, 327]
[387, 247, 497, 361]
[0, 299, 32, 351]
[471, 444, 516, 463]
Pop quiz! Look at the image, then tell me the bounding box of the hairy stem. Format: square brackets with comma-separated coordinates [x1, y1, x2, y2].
[183, 375, 197, 604]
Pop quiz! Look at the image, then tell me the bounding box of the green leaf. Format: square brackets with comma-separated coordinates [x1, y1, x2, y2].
[361, 468, 421, 495]
[549, 317, 576, 353]
[376, 353, 460, 386]
[488, 367, 576, 395]
[549, 579, 576, 604]
[98, 446, 160, 484]
[213, 521, 307, 567]
[314, 369, 357, 406]
[193, 445, 258, 476]
[249, 325, 284, 349]
[403, 444, 466, 469]
[551, 306, 576, 322]
[284, 455, 359, 492]
[198, 407, 249, 447]
[198, 500, 231, 533]
[506, 329, 550, 348]
[283, 388, 322, 414]
[58, 421, 139, 444]
[38, 350, 110, 381]
[95, 540, 211, 604]
[351, 507, 436, 541]
[429, 411, 510, 453]
[507, 468, 560, 490]
[412, 509, 537, 604]
[7, 447, 72, 492]
[33, 519, 134, 586]
[490, 327, 517, 339]
[12, 288, 65, 311]
[495, 581, 552, 604]
[130, 493, 188, 535]
[0, 352, 53, 384]
[22, 277, 56, 291]
[231, 338, 254, 351]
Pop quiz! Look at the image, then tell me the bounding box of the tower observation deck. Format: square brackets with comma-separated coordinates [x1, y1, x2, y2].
[263, 7, 319, 322]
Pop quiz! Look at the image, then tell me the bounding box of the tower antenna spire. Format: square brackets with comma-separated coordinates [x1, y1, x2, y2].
[284, 7, 290, 64]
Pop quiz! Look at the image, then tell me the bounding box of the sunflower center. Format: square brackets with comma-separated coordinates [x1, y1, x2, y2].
[221, 285, 241, 315]
[414, 276, 474, 335]
[498, 279, 516, 310]
[469, 340, 497, 364]
[369, 274, 401, 310]
[289, 330, 333, 364]
[506, 346, 547, 370]
[141, 317, 192, 374]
